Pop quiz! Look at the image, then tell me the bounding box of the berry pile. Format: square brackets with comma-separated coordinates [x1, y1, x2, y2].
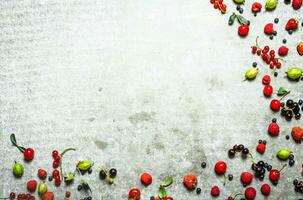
[228, 144, 250, 158]
[281, 99, 302, 120]
[251, 39, 282, 70]
[251, 161, 272, 181]
[9, 192, 35, 200]
[210, 0, 227, 14]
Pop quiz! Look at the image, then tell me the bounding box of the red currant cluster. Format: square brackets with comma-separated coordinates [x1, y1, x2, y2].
[210, 0, 227, 14]
[9, 192, 35, 200]
[251, 44, 282, 70]
[52, 150, 62, 186]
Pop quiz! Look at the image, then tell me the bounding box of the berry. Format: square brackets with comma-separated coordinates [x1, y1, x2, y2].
[53, 155, 60, 162]
[283, 39, 287, 44]
[183, 174, 197, 190]
[242, 148, 249, 155]
[214, 161, 227, 174]
[52, 169, 60, 178]
[163, 197, 173, 200]
[256, 143, 266, 154]
[23, 148, 35, 161]
[292, 0, 303, 9]
[37, 169, 47, 180]
[251, 2, 262, 13]
[99, 170, 107, 180]
[268, 122, 280, 136]
[262, 75, 271, 85]
[263, 85, 273, 97]
[245, 187, 256, 200]
[240, 172, 253, 186]
[297, 42, 303, 56]
[129, 188, 141, 200]
[196, 188, 201, 195]
[285, 18, 298, 31]
[270, 99, 281, 111]
[27, 179, 37, 192]
[52, 150, 59, 158]
[269, 169, 280, 182]
[65, 191, 71, 198]
[274, 18, 279, 23]
[201, 162, 207, 168]
[9, 192, 16, 199]
[264, 23, 274, 35]
[77, 185, 83, 191]
[291, 126, 303, 143]
[109, 168, 117, 178]
[53, 160, 59, 168]
[210, 186, 220, 197]
[278, 46, 289, 56]
[238, 25, 249, 37]
[140, 172, 152, 186]
[252, 46, 257, 54]
[228, 174, 233, 181]
[228, 149, 235, 158]
[54, 177, 61, 186]
[261, 183, 271, 196]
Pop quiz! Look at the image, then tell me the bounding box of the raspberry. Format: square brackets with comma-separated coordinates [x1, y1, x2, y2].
[261, 183, 271, 196]
[210, 186, 220, 197]
[268, 122, 280, 136]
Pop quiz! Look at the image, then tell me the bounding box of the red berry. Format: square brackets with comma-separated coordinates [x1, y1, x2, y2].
[129, 188, 141, 200]
[238, 25, 249, 37]
[278, 46, 289, 56]
[276, 62, 281, 69]
[252, 46, 257, 54]
[65, 191, 71, 198]
[53, 155, 61, 162]
[261, 183, 271, 196]
[269, 63, 275, 69]
[52, 150, 59, 158]
[257, 50, 261, 55]
[270, 99, 281, 111]
[240, 172, 253, 186]
[245, 187, 256, 200]
[9, 192, 16, 199]
[264, 23, 274, 35]
[26, 194, 32, 199]
[183, 174, 197, 190]
[269, 169, 280, 182]
[292, 0, 302, 9]
[263, 85, 273, 97]
[23, 148, 35, 161]
[262, 75, 271, 85]
[52, 169, 60, 178]
[214, 161, 227, 174]
[210, 186, 220, 197]
[285, 18, 298, 31]
[163, 197, 173, 200]
[268, 122, 280, 136]
[263, 45, 270, 52]
[251, 2, 262, 13]
[256, 143, 266, 154]
[140, 172, 152, 186]
[53, 160, 59, 168]
[54, 177, 61, 186]
[26, 179, 37, 192]
[37, 169, 47, 180]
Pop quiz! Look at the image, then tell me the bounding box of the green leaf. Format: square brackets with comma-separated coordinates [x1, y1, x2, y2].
[158, 186, 167, 199]
[277, 87, 288, 96]
[237, 15, 248, 25]
[228, 14, 236, 25]
[162, 176, 173, 187]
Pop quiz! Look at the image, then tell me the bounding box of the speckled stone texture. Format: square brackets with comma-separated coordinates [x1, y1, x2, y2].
[1, 0, 303, 199]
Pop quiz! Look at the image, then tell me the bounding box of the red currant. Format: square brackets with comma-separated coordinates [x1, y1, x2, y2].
[52, 169, 60, 178]
[9, 192, 16, 199]
[52, 150, 59, 158]
[53, 160, 59, 168]
[53, 155, 60, 162]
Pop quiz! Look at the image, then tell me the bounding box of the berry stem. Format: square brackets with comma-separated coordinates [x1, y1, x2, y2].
[279, 164, 287, 173]
[59, 148, 76, 178]
[279, 91, 290, 101]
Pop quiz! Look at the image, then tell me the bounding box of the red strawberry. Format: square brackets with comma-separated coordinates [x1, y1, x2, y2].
[264, 23, 274, 35]
[183, 174, 197, 190]
[251, 2, 262, 13]
[140, 172, 152, 186]
[268, 122, 280, 136]
[292, 0, 302, 9]
[260, 183, 271, 196]
[285, 18, 298, 31]
[291, 126, 303, 143]
[26, 179, 37, 192]
[210, 186, 220, 197]
[38, 169, 47, 180]
[278, 46, 289, 56]
[240, 172, 253, 186]
[245, 187, 256, 200]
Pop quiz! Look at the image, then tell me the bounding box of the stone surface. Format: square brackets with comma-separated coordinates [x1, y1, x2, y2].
[0, 0, 303, 199]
